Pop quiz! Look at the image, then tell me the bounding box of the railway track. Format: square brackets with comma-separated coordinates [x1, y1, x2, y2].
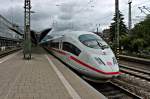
[119, 55, 150, 65]
[88, 81, 142, 99]
[111, 55, 150, 98]
[111, 78, 150, 99]
[0, 48, 21, 58]
[116, 63, 150, 98]
[119, 55, 150, 81]
[92, 56, 150, 99]
[120, 65, 150, 81]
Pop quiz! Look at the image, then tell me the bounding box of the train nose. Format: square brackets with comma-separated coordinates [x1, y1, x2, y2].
[93, 56, 119, 72]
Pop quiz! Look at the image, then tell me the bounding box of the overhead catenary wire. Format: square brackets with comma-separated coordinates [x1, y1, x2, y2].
[103, 0, 150, 28]
[143, 6, 150, 13]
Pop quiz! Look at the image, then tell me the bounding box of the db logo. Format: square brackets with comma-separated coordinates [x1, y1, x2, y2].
[107, 62, 112, 66]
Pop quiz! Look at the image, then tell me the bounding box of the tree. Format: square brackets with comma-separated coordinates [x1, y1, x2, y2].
[130, 15, 150, 53]
[109, 11, 128, 43]
[120, 34, 131, 50]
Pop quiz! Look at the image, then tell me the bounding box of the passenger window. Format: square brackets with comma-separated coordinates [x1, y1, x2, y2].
[51, 41, 59, 49]
[63, 42, 81, 56]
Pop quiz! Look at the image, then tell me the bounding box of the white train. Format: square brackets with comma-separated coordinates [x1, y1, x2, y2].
[42, 30, 121, 82]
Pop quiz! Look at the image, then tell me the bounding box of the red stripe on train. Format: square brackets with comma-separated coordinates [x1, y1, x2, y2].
[48, 47, 121, 75]
[69, 56, 121, 75]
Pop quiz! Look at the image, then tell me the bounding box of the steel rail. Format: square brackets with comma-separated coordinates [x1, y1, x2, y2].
[0, 48, 21, 58]
[109, 81, 143, 99]
[120, 65, 150, 81]
[119, 55, 150, 65]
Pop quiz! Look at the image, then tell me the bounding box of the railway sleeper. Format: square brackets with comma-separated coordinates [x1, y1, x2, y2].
[120, 65, 150, 75]
[112, 79, 150, 99]
[120, 68, 150, 81]
[117, 74, 150, 92]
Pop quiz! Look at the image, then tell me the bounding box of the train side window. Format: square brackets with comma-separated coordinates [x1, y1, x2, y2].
[63, 42, 81, 56]
[51, 41, 59, 49]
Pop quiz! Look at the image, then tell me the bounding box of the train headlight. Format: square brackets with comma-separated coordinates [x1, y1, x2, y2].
[113, 57, 118, 64]
[95, 57, 105, 65]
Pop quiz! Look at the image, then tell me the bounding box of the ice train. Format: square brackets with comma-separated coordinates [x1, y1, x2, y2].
[41, 30, 121, 82]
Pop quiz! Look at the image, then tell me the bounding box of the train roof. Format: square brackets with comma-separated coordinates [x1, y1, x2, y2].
[41, 30, 103, 44]
[48, 30, 96, 38]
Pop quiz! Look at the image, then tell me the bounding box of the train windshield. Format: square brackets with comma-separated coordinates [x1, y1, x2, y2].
[79, 34, 109, 49]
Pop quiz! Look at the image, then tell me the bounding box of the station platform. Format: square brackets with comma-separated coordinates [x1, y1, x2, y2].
[0, 47, 106, 99]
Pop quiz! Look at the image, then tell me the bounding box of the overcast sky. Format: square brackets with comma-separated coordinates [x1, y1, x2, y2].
[0, 0, 149, 32]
